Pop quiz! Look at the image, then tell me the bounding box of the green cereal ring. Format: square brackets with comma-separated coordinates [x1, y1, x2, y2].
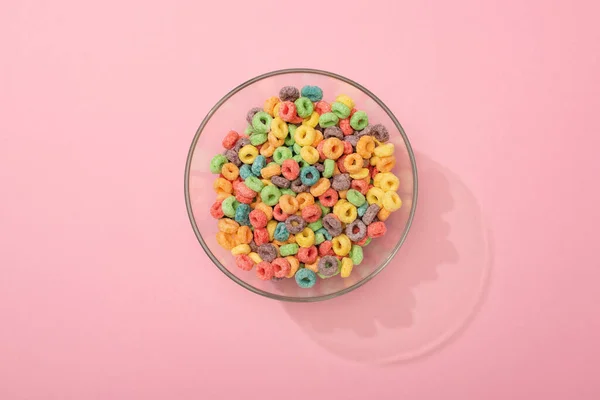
[250, 132, 268, 146]
[349, 245, 364, 265]
[280, 188, 296, 197]
[284, 132, 295, 146]
[350, 110, 369, 130]
[293, 143, 302, 155]
[318, 203, 330, 215]
[315, 231, 325, 245]
[319, 112, 339, 128]
[210, 154, 228, 174]
[323, 159, 335, 178]
[280, 243, 299, 256]
[288, 124, 298, 135]
[245, 124, 254, 135]
[293, 154, 308, 168]
[261, 185, 281, 206]
[346, 189, 366, 207]
[252, 111, 273, 134]
[221, 196, 238, 218]
[245, 176, 264, 192]
[308, 219, 323, 232]
[331, 102, 351, 119]
[363, 237, 372, 246]
[294, 97, 314, 118]
[273, 146, 293, 165]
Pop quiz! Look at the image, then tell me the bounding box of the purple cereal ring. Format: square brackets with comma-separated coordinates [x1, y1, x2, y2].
[258, 243, 278, 262]
[279, 86, 300, 102]
[225, 149, 242, 166]
[249, 240, 258, 253]
[314, 163, 325, 173]
[344, 134, 360, 147]
[271, 176, 291, 188]
[246, 107, 263, 124]
[285, 215, 306, 235]
[345, 219, 367, 242]
[233, 137, 251, 153]
[291, 178, 309, 193]
[371, 123, 390, 142]
[318, 255, 340, 277]
[324, 126, 344, 139]
[322, 214, 343, 237]
[362, 204, 381, 225]
[331, 173, 351, 191]
[357, 125, 374, 137]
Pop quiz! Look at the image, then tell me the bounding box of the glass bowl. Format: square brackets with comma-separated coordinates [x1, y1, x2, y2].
[185, 68, 418, 302]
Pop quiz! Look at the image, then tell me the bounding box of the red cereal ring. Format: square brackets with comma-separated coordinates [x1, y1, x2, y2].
[222, 130, 240, 149]
[337, 155, 348, 173]
[240, 134, 249, 139]
[210, 200, 225, 219]
[371, 167, 379, 179]
[318, 241, 335, 256]
[279, 101, 298, 122]
[236, 254, 254, 271]
[256, 261, 274, 280]
[235, 192, 254, 204]
[298, 246, 318, 264]
[272, 257, 291, 278]
[301, 204, 322, 223]
[318, 188, 339, 207]
[349, 108, 357, 116]
[281, 159, 300, 181]
[351, 179, 369, 195]
[290, 115, 304, 124]
[236, 182, 257, 198]
[273, 204, 289, 222]
[249, 209, 268, 228]
[354, 236, 369, 246]
[314, 101, 331, 115]
[339, 119, 353, 136]
[254, 228, 269, 246]
[342, 141, 353, 154]
[316, 141, 326, 161]
[367, 221, 387, 238]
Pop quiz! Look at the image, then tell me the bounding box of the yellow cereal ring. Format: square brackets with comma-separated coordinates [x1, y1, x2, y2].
[370, 156, 380, 166]
[349, 168, 370, 180]
[260, 142, 276, 157]
[279, 194, 299, 215]
[373, 172, 399, 191]
[376, 156, 396, 173]
[294, 125, 316, 146]
[272, 102, 282, 120]
[286, 256, 300, 278]
[216, 232, 236, 250]
[338, 189, 347, 199]
[221, 163, 239, 181]
[286, 234, 296, 243]
[254, 202, 273, 220]
[378, 207, 391, 221]
[296, 192, 315, 210]
[218, 218, 240, 234]
[268, 132, 284, 147]
[383, 191, 402, 211]
[356, 136, 375, 159]
[263, 96, 280, 116]
[216, 192, 230, 201]
[340, 257, 354, 278]
[270, 117, 288, 139]
[239, 145, 259, 164]
[333, 163, 341, 175]
[373, 143, 395, 157]
[236, 225, 253, 244]
[305, 258, 320, 273]
[323, 138, 344, 160]
[261, 163, 281, 179]
[332, 234, 352, 256]
[312, 129, 324, 147]
[296, 227, 315, 248]
[310, 178, 331, 197]
[300, 146, 320, 164]
[231, 244, 251, 255]
[213, 177, 233, 196]
[336, 95, 355, 109]
[333, 201, 357, 224]
[249, 252, 263, 264]
[303, 111, 320, 128]
[342, 153, 363, 173]
[267, 219, 278, 241]
[366, 187, 385, 207]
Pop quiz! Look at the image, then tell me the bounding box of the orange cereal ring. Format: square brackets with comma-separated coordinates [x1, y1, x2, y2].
[236, 225, 253, 244]
[216, 231, 236, 250]
[322, 138, 344, 160]
[338, 190, 348, 199]
[279, 194, 299, 215]
[213, 177, 233, 195]
[260, 142, 276, 157]
[255, 203, 273, 220]
[263, 96, 280, 116]
[377, 208, 392, 221]
[312, 129, 324, 147]
[221, 163, 239, 180]
[268, 132, 284, 147]
[296, 192, 315, 210]
[261, 163, 281, 179]
[309, 177, 331, 197]
[343, 153, 363, 174]
[356, 136, 375, 159]
[376, 156, 396, 172]
[218, 218, 240, 234]
[285, 256, 300, 278]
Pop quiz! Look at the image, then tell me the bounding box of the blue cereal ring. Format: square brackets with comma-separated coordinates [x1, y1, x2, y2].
[234, 203, 251, 226]
[316, 227, 332, 241]
[301, 86, 323, 102]
[300, 166, 320, 186]
[357, 202, 369, 217]
[251, 155, 266, 176]
[274, 222, 290, 242]
[295, 268, 317, 288]
[239, 164, 255, 180]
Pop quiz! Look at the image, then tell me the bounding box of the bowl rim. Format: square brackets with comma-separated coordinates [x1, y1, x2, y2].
[184, 68, 418, 302]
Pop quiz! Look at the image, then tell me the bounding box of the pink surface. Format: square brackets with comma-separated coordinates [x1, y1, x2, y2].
[1, 1, 599, 399]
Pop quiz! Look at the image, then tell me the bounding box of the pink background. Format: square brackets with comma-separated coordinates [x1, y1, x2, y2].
[1, 0, 599, 399]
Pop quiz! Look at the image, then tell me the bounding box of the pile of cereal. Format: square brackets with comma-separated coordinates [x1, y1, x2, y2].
[209, 85, 402, 288]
